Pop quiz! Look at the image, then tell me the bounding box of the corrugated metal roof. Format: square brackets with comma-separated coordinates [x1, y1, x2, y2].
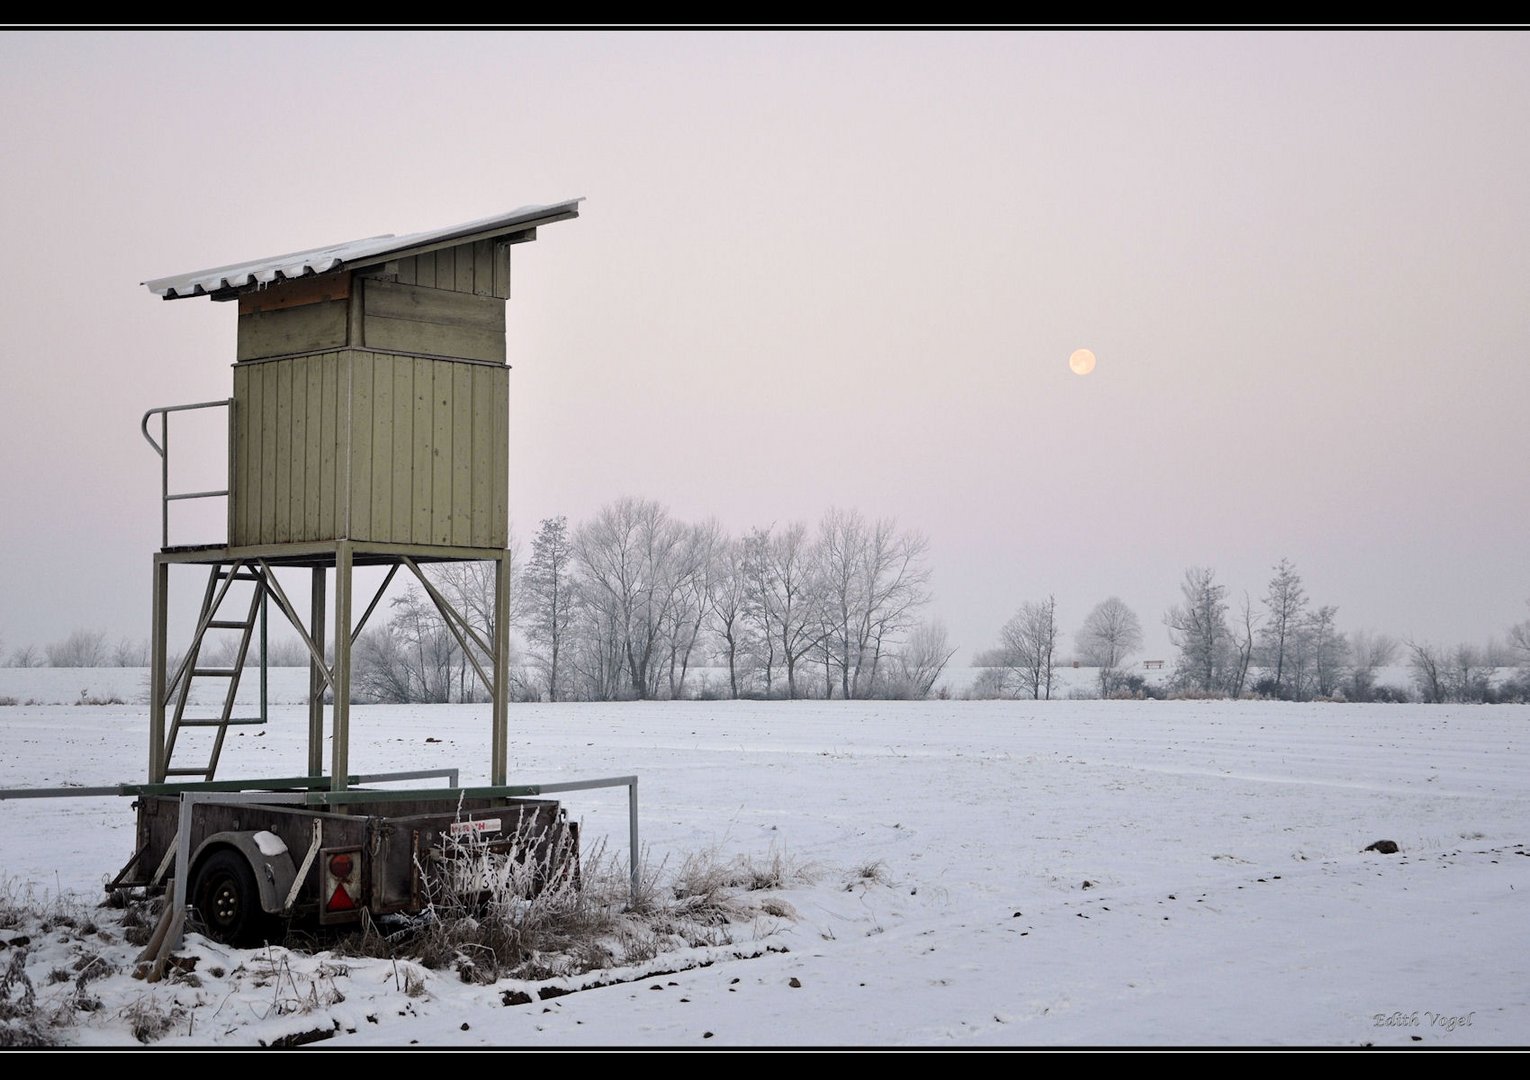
[144, 198, 582, 300]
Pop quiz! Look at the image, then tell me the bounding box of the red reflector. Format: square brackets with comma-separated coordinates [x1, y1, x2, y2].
[329, 853, 354, 879]
[327, 883, 355, 912]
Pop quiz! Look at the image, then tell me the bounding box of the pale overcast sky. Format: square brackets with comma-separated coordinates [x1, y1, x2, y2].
[0, 30, 1526, 664]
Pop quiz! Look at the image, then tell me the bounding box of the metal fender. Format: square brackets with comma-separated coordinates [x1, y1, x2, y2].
[189, 831, 298, 916]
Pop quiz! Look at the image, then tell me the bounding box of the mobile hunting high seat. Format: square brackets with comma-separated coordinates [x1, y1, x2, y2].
[83, 200, 642, 956]
[141, 200, 580, 788]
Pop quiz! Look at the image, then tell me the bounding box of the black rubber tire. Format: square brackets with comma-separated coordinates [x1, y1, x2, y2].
[191, 849, 271, 947]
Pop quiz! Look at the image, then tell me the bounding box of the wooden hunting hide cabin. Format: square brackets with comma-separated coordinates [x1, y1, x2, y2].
[145, 199, 581, 552]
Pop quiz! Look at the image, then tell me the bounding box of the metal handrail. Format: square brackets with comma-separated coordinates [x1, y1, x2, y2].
[141, 399, 232, 549]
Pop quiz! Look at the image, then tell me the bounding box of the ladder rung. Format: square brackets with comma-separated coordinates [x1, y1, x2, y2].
[178, 717, 266, 728]
[163, 768, 213, 777]
[207, 620, 253, 630]
[191, 667, 240, 678]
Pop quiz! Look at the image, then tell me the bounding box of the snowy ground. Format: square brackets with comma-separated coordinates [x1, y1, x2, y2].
[0, 671, 1525, 1048]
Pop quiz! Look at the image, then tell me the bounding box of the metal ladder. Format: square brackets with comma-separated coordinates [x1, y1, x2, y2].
[161, 561, 267, 780]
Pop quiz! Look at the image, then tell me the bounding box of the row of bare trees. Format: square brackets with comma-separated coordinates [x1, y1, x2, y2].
[515, 499, 950, 701]
[344, 498, 951, 703]
[972, 561, 1530, 703]
[1163, 561, 1530, 703]
[4, 630, 149, 669]
[973, 596, 1144, 700]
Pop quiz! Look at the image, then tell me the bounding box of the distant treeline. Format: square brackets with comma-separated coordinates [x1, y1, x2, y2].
[7, 529, 1529, 705]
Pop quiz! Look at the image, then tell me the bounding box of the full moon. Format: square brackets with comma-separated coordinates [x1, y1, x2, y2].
[1069, 348, 1097, 376]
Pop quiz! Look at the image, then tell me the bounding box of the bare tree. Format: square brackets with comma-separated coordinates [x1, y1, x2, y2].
[1511, 605, 1530, 667]
[661, 520, 724, 699]
[1406, 639, 1447, 703]
[1305, 605, 1347, 699]
[349, 587, 459, 703]
[426, 541, 520, 702]
[1258, 558, 1307, 698]
[1447, 643, 1492, 703]
[110, 637, 150, 667]
[763, 522, 825, 699]
[573, 497, 690, 700]
[352, 625, 421, 704]
[568, 577, 627, 701]
[521, 516, 576, 701]
[1076, 597, 1143, 697]
[1346, 630, 1399, 701]
[47, 628, 108, 668]
[8, 643, 44, 668]
[998, 596, 1060, 700]
[740, 527, 778, 696]
[708, 536, 754, 699]
[881, 619, 958, 699]
[1165, 567, 1232, 694]
[1229, 592, 1260, 699]
[815, 509, 934, 699]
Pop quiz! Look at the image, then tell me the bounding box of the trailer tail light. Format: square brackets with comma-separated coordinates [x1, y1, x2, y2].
[321, 846, 362, 919]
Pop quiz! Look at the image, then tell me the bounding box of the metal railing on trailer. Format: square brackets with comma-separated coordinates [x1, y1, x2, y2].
[0, 770, 642, 906]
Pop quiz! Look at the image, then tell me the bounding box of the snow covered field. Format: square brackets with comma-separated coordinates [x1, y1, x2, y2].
[0, 672, 1525, 1048]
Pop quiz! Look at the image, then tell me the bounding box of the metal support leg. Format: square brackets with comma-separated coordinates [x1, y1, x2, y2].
[308, 567, 325, 779]
[331, 543, 352, 792]
[629, 776, 640, 905]
[259, 586, 268, 727]
[149, 558, 169, 783]
[492, 550, 510, 786]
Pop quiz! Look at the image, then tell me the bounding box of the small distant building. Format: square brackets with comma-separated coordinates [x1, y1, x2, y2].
[1143, 660, 1165, 670]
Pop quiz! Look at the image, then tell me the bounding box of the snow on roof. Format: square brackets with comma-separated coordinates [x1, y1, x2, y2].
[144, 198, 582, 300]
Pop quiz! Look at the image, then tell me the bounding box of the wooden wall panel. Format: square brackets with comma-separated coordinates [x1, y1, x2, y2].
[304, 357, 323, 538]
[320, 355, 339, 542]
[370, 355, 393, 542]
[431, 362, 453, 545]
[349, 352, 373, 541]
[391, 358, 414, 543]
[362, 280, 505, 363]
[230, 349, 507, 548]
[237, 300, 348, 362]
[492, 367, 508, 548]
[470, 364, 493, 548]
[412, 356, 434, 545]
[288, 355, 309, 545]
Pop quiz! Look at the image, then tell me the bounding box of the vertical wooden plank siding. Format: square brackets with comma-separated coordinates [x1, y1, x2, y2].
[259, 360, 278, 545]
[431, 362, 453, 545]
[412, 356, 433, 544]
[320, 354, 339, 541]
[274, 360, 292, 543]
[455, 246, 475, 294]
[472, 240, 494, 297]
[451, 363, 472, 546]
[232, 364, 249, 545]
[289, 356, 308, 543]
[370, 354, 393, 542]
[340, 352, 353, 537]
[305, 357, 323, 539]
[231, 352, 509, 547]
[470, 365, 493, 547]
[392, 357, 413, 543]
[492, 366, 508, 547]
[434, 248, 455, 293]
[350, 352, 373, 540]
[492, 243, 510, 299]
[395, 256, 416, 287]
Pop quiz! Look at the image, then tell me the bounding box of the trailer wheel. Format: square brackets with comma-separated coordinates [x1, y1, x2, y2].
[192, 849, 270, 947]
